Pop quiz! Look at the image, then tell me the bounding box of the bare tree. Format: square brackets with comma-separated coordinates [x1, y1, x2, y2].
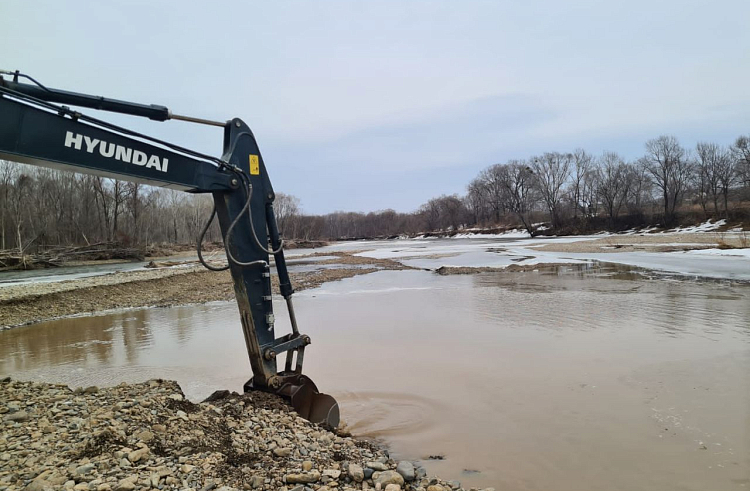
[111, 180, 127, 239]
[530, 152, 572, 229]
[627, 159, 652, 217]
[732, 135, 750, 193]
[498, 161, 538, 235]
[569, 148, 593, 219]
[9, 173, 32, 253]
[274, 192, 301, 238]
[0, 161, 16, 250]
[418, 198, 442, 231]
[126, 183, 143, 242]
[478, 165, 508, 223]
[466, 177, 489, 225]
[694, 142, 732, 215]
[437, 194, 466, 231]
[643, 136, 691, 225]
[595, 152, 631, 229]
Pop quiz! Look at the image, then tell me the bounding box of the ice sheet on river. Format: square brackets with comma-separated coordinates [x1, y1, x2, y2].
[353, 236, 750, 281]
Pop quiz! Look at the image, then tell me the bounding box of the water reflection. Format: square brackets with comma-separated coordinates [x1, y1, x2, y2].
[1, 267, 749, 491]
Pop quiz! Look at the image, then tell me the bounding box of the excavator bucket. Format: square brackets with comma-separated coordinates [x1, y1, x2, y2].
[246, 375, 340, 428]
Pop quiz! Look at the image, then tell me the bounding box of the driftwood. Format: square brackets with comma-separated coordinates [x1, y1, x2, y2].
[0, 242, 145, 271]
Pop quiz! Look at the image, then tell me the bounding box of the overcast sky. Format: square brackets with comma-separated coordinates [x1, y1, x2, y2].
[3, 1, 749, 213]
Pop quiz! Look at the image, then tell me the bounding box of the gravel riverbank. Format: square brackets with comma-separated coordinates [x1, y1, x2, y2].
[0, 378, 482, 491]
[0, 253, 411, 329]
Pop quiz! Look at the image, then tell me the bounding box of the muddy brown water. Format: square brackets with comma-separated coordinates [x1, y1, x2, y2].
[1, 265, 749, 491]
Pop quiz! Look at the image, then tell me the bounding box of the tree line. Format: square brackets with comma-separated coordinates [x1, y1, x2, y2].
[1, 134, 749, 252]
[277, 134, 750, 239]
[0, 161, 221, 253]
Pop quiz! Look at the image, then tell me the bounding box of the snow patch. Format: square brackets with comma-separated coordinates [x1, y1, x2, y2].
[661, 219, 726, 234]
[682, 248, 750, 258]
[451, 229, 531, 239]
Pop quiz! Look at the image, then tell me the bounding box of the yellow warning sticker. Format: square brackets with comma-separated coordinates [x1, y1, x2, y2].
[249, 155, 260, 175]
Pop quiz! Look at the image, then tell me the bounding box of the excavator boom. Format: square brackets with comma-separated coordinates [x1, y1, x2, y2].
[0, 72, 339, 428]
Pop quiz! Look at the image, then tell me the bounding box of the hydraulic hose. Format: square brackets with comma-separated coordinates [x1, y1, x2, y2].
[196, 204, 229, 271]
[196, 169, 281, 270]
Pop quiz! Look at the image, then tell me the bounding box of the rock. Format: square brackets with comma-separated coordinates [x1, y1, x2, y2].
[385, 485, 401, 491]
[115, 480, 135, 491]
[5, 410, 29, 422]
[367, 462, 389, 472]
[396, 461, 415, 482]
[127, 446, 149, 463]
[180, 464, 195, 474]
[250, 476, 263, 489]
[24, 479, 51, 491]
[274, 447, 293, 457]
[416, 467, 427, 480]
[448, 481, 461, 490]
[374, 471, 404, 489]
[135, 430, 154, 442]
[83, 386, 99, 394]
[152, 424, 167, 433]
[302, 461, 313, 471]
[285, 472, 320, 484]
[322, 470, 341, 479]
[427, 486, 444, 491]
[364, 468, 375, 480]
[74, 463, 95, 475]
[348, 464, 364, 482]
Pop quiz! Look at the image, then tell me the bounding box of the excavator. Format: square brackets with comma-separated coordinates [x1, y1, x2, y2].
[0, 71, 339, 428]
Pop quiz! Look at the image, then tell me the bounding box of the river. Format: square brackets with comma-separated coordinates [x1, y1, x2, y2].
[1, 237, 749, 490]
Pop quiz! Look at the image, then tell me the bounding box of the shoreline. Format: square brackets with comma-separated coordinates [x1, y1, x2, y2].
[3, 231, 749, 329]
[0, 252, 413, 330]
[1, 377, 476, 491]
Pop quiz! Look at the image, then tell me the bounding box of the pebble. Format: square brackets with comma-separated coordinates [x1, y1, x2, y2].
[374, 471, 405, 488]
[302, 461, 313, 471]
[285, 471, 320, 484]
[75, 463, 96, 475]
[367, 461, 389, 471]
[348, 464, 365, 482]
[322, 469, 341, 479]
[24, 479, 51, 491]
[385, 485, 401, 491]
[115, 480, 135, 491]
[396, 461, 415, 482]
[126, 446, 149, 463]
[274, 447, 293, 457]
[5, 410, 29, 422]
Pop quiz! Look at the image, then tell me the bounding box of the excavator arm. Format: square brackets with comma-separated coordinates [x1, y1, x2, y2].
[0, 72, 338, 427]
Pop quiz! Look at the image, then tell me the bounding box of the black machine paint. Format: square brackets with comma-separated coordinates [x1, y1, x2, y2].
[0, 71, 339, 427]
